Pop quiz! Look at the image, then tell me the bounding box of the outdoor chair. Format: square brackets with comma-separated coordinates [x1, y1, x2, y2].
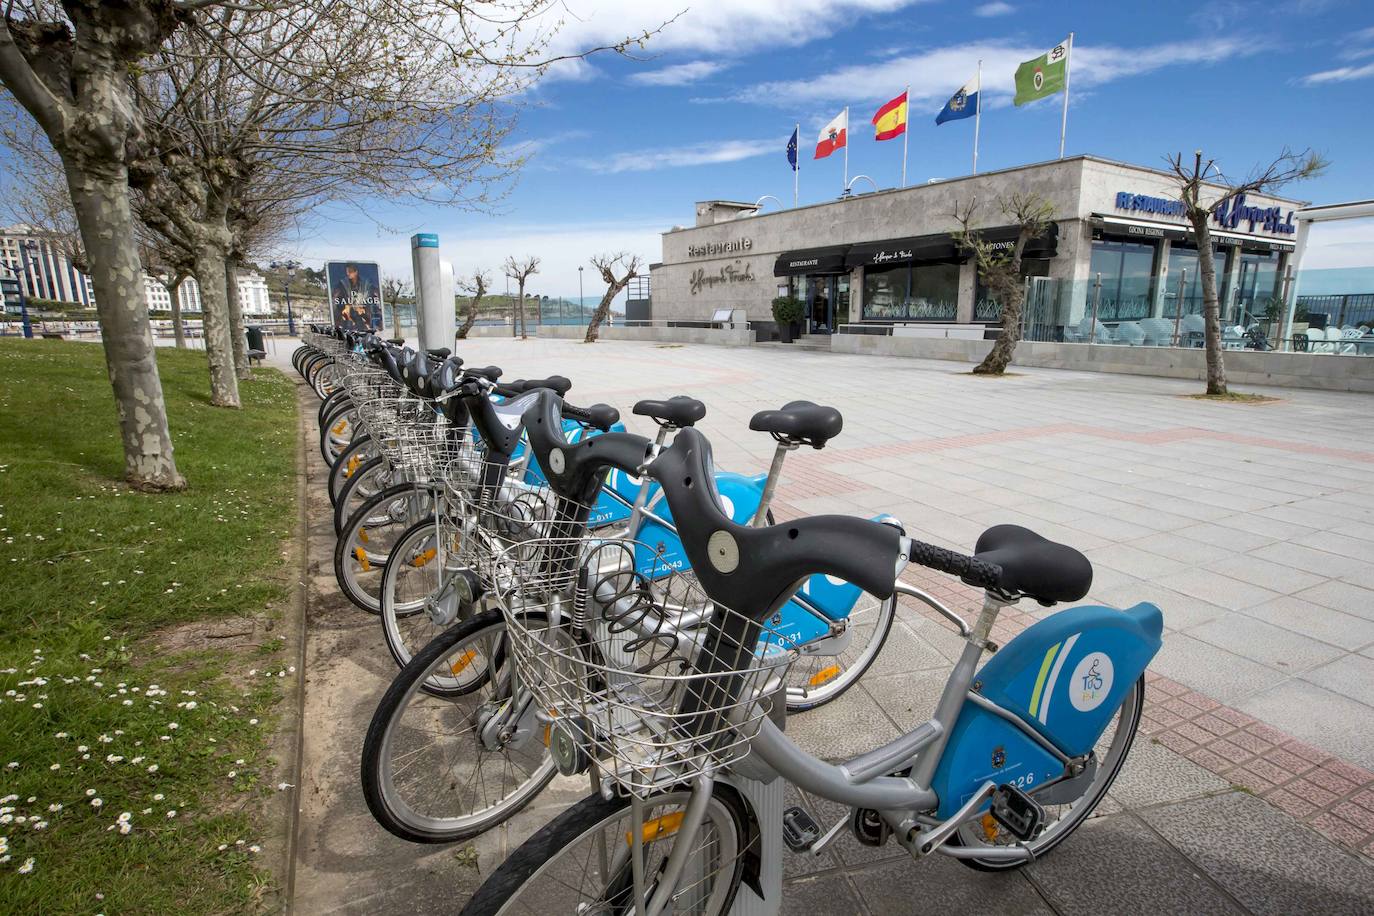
[1113, 321, 1145, 346]
[1180, 314, 1205, 347]
[246, 326, 267, 366]
[1139, 318, 1174, 346]
[1305, 328, 1329, 353]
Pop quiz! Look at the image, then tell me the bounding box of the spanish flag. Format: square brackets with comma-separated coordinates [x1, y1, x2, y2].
[872, 90, 908, 141]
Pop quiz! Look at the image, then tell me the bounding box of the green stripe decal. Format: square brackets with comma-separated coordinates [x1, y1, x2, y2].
[1029, 642, 1062, 717]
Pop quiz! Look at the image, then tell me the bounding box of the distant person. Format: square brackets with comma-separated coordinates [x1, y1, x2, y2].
[333, 263, 378, 331]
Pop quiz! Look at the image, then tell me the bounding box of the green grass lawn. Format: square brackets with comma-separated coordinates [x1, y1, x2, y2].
[0, 340, 298, 913]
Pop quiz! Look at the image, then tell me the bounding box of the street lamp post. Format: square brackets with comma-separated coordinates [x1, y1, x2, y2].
[577, 266, 584, 326]
[271, 259, 299, 336]
[18, 239, 39, 339]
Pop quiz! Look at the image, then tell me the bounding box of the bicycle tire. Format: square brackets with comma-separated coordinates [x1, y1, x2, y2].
[361, 611, 559, 843]
[326, 435, 376, 507]
[332, 455, 392, 534]
[317, 388, 350, 429]
[379, 517, 471, 670]
[333, 483, 437, 614]
[319, 399, 359, 466]
[460, 786, 749, 916]
[784, 592, 896, 713]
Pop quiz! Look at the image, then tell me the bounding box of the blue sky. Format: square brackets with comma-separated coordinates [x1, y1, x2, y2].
[300, 0, 1374, 299]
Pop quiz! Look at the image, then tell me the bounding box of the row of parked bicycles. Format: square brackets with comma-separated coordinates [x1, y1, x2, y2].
[292, 325, 1165, 916]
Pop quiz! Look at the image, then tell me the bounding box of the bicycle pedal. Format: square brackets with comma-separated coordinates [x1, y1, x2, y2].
[782, 806, 821, 853]
[990, 783, 1045, 841]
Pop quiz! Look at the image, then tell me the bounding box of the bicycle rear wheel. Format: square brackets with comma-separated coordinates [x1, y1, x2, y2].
[361, 611, 558, 843]
[948, 675, 1144, 870]
[333, 483, 437, 614]
[784, 592, 895, 713]
[460, 787, 748, 916]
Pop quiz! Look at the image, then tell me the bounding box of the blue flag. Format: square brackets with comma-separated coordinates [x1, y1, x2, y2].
[786, 127, 798, 171]
[935, 76, 979, 125]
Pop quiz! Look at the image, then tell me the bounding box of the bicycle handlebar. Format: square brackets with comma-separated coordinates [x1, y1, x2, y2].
[906, 539, 1003, 592]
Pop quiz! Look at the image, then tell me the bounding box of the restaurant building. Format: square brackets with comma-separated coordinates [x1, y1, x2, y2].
[648, 156, 1304, 342]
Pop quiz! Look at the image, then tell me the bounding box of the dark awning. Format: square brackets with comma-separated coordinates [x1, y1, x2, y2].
[845, 234, 957, 268]
[774, 245, 851, 276]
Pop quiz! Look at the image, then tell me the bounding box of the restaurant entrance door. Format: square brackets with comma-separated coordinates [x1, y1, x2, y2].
[803, 273, 848, 334]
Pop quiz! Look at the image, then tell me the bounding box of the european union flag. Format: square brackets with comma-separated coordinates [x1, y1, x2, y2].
[786, 127, 798, 171]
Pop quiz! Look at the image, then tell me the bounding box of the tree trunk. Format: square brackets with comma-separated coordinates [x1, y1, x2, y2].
[1189, 213, 1228, 395]
[516, 282, 527, 339]
[64, 161, 186, 490]
[168, 275, 187, 349]
[584, 282, 629, 343]
[972, 230, 1032, 376]
[192, 235, 241, 409]
[457, 295, 479, 339]
[225, 255, 250, 379]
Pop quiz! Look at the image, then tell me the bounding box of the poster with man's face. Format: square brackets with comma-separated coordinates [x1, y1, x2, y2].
[326, 261, 381, 331]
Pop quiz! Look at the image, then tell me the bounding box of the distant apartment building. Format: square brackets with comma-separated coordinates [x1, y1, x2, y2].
[237, 271, 273, 315]
[0, 225, 96, 307]
[142, 273, 205, 314]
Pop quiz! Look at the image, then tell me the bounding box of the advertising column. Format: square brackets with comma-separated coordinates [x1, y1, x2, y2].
[411, 233, 454, 350]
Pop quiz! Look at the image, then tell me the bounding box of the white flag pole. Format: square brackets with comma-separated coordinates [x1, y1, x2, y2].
[794, 122, 800, 207]
[1059, 33, 1073, 159]
[842, 106, 849, 193]
[901, 86, 909, 188]
[973, 61, 982, 175]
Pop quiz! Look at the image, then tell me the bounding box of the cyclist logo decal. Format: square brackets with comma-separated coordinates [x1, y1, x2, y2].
[1069, 652, 1114, 712]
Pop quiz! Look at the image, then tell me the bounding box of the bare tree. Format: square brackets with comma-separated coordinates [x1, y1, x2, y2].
[456, 269, 490, 340]
[1165, 148, 1327, 395]
[0, 0, 673, 484]
[584, 253, 641, 343]
[504, 256, 540, 340]
[382, 274, 412, 339]
[139, 235, 193, 349]
[951, 193, 1054, 376]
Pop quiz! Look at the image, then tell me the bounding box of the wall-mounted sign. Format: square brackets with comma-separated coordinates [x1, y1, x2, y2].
[689, 260, 755, 296]
[1114, 192, 1186, 218]
[688, 238, 753, 258]
[1213, 193, 1296, 236]
[870, 248, 914, 264]
[1114, 190, 1295, 236]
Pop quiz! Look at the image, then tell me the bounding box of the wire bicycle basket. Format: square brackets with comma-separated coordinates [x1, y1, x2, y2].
[496, 537, 799, 795]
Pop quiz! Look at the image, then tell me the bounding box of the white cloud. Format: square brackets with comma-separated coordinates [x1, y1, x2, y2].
[629, 60, 727, 85]
[713, 37, 1257, 112]
[1300, 219, 1374, 271]
[1300, 60, 1374, 84]
[573, 138, 783, 173]
[535, 1, 927, 58]
[973, 2, 1015, 17]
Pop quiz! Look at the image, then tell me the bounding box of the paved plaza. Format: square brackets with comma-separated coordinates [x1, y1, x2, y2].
[284, 339, 1374, 914]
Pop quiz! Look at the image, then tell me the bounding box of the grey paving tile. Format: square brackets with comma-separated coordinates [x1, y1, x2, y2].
[1128, 531, 1234, 566]
[1240, 596, 1374, 651]
[1236, 679, 1374, 769]
[1294, 530, 1374, 561]
[1294, 580, 1374, 621]
[1084, 543, 1188, 579]
[1147, 633, 1288, 704]
[1152, 567, 1282, 612]
[1301, 653, 1374, 707]
[787, 683, 902, 761]
[1207, 553, 1328, 595]
[782, 871, 868, 916]
[1028, 812, 1245, 916]
[1185, 613, 1345, 673]
[847, 850, 1052, 915]
[1248, 541, 1364, 579]
[1141, 792, 1374, 916]
[1108, 734, 1232, 810]
[1175, 522, 1278, 553]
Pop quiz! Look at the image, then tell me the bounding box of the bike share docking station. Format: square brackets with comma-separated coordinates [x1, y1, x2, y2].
[410, 232, 455, 351]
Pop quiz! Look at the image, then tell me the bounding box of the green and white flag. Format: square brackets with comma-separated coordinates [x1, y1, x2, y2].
[1014, 38, 1070, 106]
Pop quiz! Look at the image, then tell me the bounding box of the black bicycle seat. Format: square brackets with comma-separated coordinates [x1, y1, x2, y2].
[973, 525, 1092, 605]
[388, 337, 405, 346]
[508, 376, 573, 397]
[634, 396, 706, 428]
[425, 347, 451, 360]
[464, 365, 503, 382]
[748, 400, 843, 449]
[583, 403, 621, 432]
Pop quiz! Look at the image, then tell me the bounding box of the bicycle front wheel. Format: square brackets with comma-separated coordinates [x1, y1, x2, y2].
[380, 517, 474, 670]
[362, 611, 558, 843]
[461, 787, 748, 916]
[784, 592, 896, 713]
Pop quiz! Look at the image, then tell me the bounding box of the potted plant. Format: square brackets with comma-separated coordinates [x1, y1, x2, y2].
[771, 295, 804, 343]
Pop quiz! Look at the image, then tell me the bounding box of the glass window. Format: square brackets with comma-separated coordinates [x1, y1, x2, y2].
[974, 258, 1051, 322]
[1163, 243, 1229, 319]
[1088, 239, 1156, 320]
[1233, 251, 1279, 323]
[862, 262, 958, 321]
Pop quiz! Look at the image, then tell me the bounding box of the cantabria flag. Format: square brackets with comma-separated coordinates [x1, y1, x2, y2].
[1014, 38, 1070, 106]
